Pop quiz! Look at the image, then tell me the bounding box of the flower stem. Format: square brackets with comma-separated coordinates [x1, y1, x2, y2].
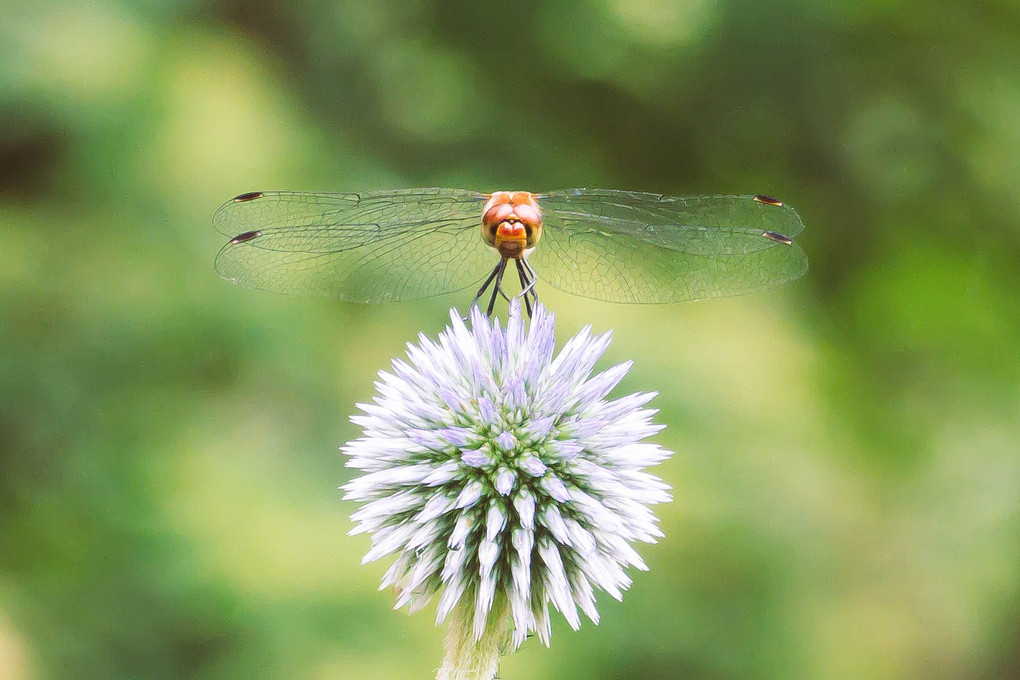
[437, 594, 509, 680]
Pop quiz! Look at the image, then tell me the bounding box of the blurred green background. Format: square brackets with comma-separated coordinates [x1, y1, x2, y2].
[2, 0, 1019, 678]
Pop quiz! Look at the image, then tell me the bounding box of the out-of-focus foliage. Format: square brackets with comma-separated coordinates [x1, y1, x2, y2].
[1, 0, 1018, 678]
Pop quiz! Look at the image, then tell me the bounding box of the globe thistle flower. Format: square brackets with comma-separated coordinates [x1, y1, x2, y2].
[342, 301, 672, 677]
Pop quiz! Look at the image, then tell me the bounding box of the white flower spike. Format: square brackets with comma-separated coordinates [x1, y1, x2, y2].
[342, 301, 673, 678]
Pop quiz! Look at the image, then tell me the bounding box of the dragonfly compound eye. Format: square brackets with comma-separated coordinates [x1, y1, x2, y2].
[483, 201, 515, 227]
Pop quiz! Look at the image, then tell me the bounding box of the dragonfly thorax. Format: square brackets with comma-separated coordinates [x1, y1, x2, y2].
[481, 191, 543, 259]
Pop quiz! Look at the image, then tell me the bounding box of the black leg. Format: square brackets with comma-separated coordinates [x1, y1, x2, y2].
[486, 259, 508, 316]
[522, 257, 539, 302]
[472, 259, 502, 312]
[515, 259, 534, 318]
[521, 256, 539, 311]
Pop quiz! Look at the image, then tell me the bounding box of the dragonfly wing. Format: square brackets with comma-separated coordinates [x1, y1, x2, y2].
[532, 190, 808, 303]
[214, 189, 496, 303]
[537, 190, 806, 243]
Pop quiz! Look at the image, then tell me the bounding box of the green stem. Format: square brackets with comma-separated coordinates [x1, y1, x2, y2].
[436, 593, 509, 680]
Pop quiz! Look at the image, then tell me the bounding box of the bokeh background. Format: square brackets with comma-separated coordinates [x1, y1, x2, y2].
[2, 1, 1019, 678]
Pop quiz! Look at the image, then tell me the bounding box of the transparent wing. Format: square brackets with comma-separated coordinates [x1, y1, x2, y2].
[213, 189, 497, 303]
[531, 189, 808, 303]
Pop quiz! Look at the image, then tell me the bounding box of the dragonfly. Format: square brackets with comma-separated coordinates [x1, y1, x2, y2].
[214, 188, 807, 316]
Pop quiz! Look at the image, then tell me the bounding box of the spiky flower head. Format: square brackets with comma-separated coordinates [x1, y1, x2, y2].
[342, 301, 672, 656]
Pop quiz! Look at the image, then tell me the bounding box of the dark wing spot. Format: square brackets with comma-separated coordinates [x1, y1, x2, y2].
[762, 230, 794, 245]
[232, 191, 264, 202]
[753, 194, 783, 206]
[230, 230, 262, 244]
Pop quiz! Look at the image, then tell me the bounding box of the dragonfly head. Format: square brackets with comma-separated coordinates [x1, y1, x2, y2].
[482, 191, 543, 259]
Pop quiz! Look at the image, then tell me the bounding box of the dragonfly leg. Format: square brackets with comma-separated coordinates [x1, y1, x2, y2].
[514, 258, 534, 318]
[521, 255, 539, 306]
[472, 259, 503, 312]
[486, 258, 508, 317]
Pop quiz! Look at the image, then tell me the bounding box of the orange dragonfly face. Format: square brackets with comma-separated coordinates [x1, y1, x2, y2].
[214, 188, 807, 315]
